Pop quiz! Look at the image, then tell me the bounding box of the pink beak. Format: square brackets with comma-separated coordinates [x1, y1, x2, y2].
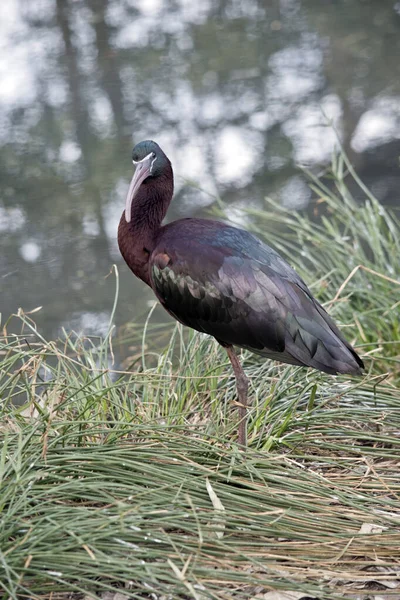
[125, 154, 153, 222]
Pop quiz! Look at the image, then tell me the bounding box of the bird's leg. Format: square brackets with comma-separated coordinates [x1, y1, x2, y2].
[225, 345, 249, 448]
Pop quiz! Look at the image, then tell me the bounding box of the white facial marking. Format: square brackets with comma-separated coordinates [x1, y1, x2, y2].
[132, 152, 153, 166]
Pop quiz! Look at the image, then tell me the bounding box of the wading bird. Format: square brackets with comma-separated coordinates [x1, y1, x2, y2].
[118, 140, 364, 447]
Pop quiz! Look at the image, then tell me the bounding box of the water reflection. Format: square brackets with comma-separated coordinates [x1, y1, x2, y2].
[1, 0, 400, 342]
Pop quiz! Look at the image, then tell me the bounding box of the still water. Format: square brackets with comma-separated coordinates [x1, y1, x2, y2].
[1, 0, 400, 342]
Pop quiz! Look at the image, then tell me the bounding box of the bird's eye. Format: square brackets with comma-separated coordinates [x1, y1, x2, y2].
[151, 152, 156, 159]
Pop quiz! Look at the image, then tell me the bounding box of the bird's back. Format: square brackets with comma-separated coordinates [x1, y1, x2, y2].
[150, 218, 363, 375]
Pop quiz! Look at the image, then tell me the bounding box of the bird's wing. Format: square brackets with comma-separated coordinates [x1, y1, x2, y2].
[150, 225, 363, 375]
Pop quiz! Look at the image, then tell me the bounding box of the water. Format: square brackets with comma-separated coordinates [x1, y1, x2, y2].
[1, 0, 400, 342]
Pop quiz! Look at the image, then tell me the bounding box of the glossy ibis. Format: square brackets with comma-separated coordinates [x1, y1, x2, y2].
[118, 140, 364, 447]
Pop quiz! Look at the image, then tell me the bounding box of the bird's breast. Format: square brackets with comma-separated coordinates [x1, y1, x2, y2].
[117, 216, 153, 286]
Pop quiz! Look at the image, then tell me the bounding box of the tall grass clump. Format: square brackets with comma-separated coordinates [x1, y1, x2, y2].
[222, 152, 400, 381]
[0, 154, 399, 599]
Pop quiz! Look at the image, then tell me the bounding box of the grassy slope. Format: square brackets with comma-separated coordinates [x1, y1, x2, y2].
[1, 155, 400, 599]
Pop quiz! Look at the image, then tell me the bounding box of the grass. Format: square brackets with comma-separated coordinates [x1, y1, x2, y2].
[1, 152, 400, 599]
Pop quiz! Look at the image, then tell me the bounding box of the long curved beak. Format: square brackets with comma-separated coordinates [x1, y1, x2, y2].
[125, 154, 153, 223]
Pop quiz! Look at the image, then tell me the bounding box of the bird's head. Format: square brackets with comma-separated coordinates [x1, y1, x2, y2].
[125, 140, 171, 223]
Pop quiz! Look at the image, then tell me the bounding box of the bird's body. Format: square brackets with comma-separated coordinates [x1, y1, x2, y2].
[118, 140, 363, 446]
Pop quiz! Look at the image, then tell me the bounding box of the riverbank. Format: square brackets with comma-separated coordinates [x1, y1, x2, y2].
[1, 159, 399, 598]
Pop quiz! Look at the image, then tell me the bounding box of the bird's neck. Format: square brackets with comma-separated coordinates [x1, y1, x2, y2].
[129, 169, 173, 237]
[118, 168, 173, 286]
